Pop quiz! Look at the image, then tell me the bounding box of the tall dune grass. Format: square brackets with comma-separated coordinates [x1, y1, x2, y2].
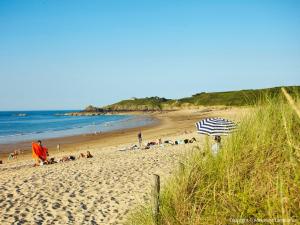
[126, 94, 300, 225]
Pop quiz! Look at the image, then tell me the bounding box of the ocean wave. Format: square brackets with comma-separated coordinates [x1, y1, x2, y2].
[15, 113, 27, 117]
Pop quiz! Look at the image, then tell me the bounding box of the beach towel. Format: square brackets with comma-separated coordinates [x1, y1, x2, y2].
[32, 142, 48, 161]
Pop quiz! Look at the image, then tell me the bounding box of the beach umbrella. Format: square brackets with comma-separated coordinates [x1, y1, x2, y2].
[195, 117, 236, 136]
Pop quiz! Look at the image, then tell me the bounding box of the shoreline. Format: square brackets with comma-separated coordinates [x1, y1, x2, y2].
[0, 113, 160, 161]
[0, 107, 247, 162]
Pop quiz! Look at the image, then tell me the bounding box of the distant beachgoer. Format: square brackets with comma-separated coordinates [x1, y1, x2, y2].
[183, 138, 196, 144]
[158, 138, 162, 145]
[32, 140, 48, 166]
[189, 137, 196, 143]
[59, 156, 69, 162]
[138, 131, 142, 148]
[175, 140, 184, 145]
[8, 152, 15, 160]
[164, 140, 174, 145]
[48, 157, 57, 164]
[14, 150, 18, 158]
[146, 141, 157, 148]
[57, 144, 60, 152]
[8, 153, 12, 160]
[86, 151, 93, 158]
[211, 136, 221, 156]
[78, 153, 86, 159]
[60, 155, 75, 162]
[59, 155, 77, 162]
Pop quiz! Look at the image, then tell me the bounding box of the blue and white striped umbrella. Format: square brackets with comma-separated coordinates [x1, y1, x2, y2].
[195, 118, 236, 136]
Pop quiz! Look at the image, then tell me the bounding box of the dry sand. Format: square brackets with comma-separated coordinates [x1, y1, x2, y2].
[0, 107, 248, 225]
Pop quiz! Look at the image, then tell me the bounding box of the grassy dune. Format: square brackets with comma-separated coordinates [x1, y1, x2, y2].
[126, 93, 300, 224]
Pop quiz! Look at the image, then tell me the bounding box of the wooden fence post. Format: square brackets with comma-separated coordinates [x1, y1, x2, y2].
[153, 174, 160, 225]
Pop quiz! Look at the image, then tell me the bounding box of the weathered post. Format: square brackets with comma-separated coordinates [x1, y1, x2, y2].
[153, 174, 160, 225]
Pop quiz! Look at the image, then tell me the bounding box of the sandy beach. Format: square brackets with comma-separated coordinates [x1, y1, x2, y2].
[0, 107, 248, 225]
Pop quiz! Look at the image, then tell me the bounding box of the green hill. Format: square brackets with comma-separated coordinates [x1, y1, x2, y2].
[86, 86, 300, 112]
[103, 97, 172, 111]
[179, 86, 300, 106]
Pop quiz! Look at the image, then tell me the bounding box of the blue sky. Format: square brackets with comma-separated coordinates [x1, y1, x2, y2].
[0, 0, 299, 110]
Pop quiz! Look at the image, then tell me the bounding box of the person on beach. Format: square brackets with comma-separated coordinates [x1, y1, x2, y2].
[59, 155, 76, 162]
[211, 135, 221, 156]
[158, 138, 162, 145]
[8, 150, 20, 160]
[8, 152, 15, 160]
[86, 151, 93, 158]
[138, 131, 143, 148]
[32, 140, 48, 166]
[78, 153, 86, 159]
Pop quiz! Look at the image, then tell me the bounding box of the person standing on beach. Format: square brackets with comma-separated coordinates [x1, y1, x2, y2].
[211, 136, 221, 156]
[138, 131, 143, 148]
[32, 140, 48, 166]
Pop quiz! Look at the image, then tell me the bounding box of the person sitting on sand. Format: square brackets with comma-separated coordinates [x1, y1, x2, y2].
[146, 141, 157, 147]
[78, 153, 86, 159]
[59, 156, 69, 162]
[8, 150, 19, 160]
[59, 155, 76, 162]
[48, 157, 57, 164]
[175, 140, 184, 145]
[189, 137, 196, 143]
[8, 152, 14, 160]
[13, 150, 18, 159]
[164, 140, 174, 145]
[32, 140, 48, 166]
[183, 137, 196, 144]
[86, 151, 93, 158]
[131, 144, 138, 150]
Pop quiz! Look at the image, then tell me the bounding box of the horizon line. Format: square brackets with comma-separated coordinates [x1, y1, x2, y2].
[1, 84, 299, 111]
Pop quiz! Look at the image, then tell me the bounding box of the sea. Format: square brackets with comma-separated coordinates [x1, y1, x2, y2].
[0, 110, 153, 144]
